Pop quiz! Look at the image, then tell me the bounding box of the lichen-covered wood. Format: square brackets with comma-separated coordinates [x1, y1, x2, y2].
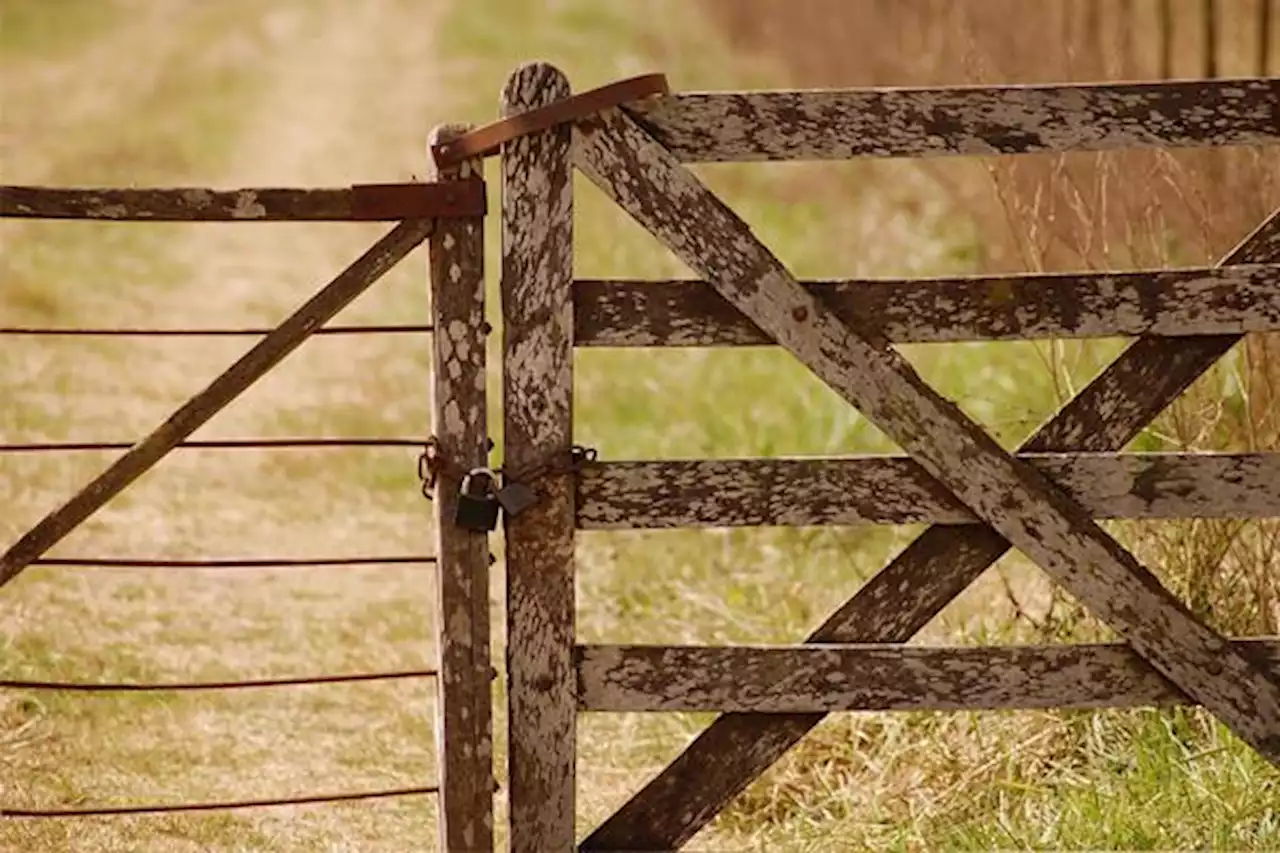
[0, 182, 486, 221]
[575, 103, 1280, 849]
[0, 220, 433, 589]
[578, 641, 1280, 713]
[625, 77, 1280, 162]
[428, 126, 492, 853]
[584, 210, 1280, 851]
[578, 452, 1280, 529]
[575, 264, 1280, 347]
[500, 62, 577, 853]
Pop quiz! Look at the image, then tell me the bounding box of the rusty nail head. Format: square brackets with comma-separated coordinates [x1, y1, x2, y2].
[792, 306, 809, 322]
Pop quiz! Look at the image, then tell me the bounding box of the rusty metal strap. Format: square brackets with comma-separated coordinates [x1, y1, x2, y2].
[350, 180, 486, 219]
[431, 73, 671, 167]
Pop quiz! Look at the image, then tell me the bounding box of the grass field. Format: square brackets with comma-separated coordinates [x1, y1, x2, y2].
[2, 0, 1278, 850]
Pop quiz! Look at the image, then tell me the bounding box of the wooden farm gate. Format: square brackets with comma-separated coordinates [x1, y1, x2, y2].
[489, 63, 1280, 850]
[0, 126, 495, 851]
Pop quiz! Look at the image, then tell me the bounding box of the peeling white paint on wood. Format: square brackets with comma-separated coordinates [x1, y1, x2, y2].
[581, 164, 1280, 853]
[572, 106, 1280, 853]
[578, 452, 1280, 529]
[625, 78, 1280, 162]
[581, 210, 1280, 850]
[0, 183, 483, 221]
[577, 641, 1280, 713]
[574, 264, 1280, 347]
[500, 62, 578, 853]
[428, 124, 493, 853]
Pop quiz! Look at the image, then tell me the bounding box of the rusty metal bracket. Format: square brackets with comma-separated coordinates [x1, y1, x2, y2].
[350, 180, 486, 220]
[431, 73, 670, 168]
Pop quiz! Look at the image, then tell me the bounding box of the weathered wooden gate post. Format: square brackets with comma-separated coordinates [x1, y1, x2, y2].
[429, 123, 494, 852]
[499, 62, 577, 852]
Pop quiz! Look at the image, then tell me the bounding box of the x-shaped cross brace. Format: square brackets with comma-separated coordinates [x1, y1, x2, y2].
[572, 106, 1280, 849]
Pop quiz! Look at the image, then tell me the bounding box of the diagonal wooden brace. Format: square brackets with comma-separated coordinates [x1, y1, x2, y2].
[573, 107, 1280, 846]
[0, 220, 434, 589]
[587, 211, 1280, 849]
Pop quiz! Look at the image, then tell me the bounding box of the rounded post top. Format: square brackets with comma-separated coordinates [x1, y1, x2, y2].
[429, 122, 479, 177]
[501, 62, 571, 114]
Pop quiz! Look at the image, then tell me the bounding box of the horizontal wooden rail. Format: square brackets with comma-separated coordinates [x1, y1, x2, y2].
[625, 77, 1280, 162]
[574, 264, 1280, 347]
[577, 640, 1280, 713]
[577, 452, 1280, 528]
[0, 181, 486, 221]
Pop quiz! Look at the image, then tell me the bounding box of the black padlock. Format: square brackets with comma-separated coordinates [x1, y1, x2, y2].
[455, 468, 500, 532]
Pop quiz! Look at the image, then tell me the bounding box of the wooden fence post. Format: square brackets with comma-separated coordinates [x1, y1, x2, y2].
[429, 124, 493, 853]
[500, 62, 577, 852]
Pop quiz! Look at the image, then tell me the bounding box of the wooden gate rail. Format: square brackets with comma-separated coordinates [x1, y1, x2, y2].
[625, 77, 1280, 162]
[576, 452, 1280, 528]
[577, 641, 1280, 714]
[0, 182, 485, 221]
[577, 84, 1280, 746]
[574, 264, 1280, 346]
[493, 61, 1280, 851]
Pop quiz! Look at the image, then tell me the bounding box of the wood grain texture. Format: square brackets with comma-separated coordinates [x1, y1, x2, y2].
[625, 77, 1280, 162]
[584, 206, 1280, 851]
[0, 220, 432, 589]
[500, 62, 577, 853]
[576, 105, 1280, 848]
[0, 183, 485, 221]
[578, 641, 1280, 713]
[574, 264, 1280, 347]
[578, 452, 1280, 529]
[428, 126, 492, 853]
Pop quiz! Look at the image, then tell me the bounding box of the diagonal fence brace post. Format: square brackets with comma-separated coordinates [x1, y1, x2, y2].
[572, 106, 1280, 848]
[0, 219, 434, 589]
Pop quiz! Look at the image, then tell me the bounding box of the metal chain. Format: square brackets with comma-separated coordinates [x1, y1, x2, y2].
[416, 437, 597, 501]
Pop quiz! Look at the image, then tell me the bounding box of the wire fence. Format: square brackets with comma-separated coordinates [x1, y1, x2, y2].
[1, 669, 439, 692]
[1, 437, 425, 453]
[0, 324, 433, 337]
[1, 226, 455, 825]
[2, 786, 442, 818]
[33, 555, 439, 569]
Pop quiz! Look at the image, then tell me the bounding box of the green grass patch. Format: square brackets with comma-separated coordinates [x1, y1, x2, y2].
[0, 0, 120, 57]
